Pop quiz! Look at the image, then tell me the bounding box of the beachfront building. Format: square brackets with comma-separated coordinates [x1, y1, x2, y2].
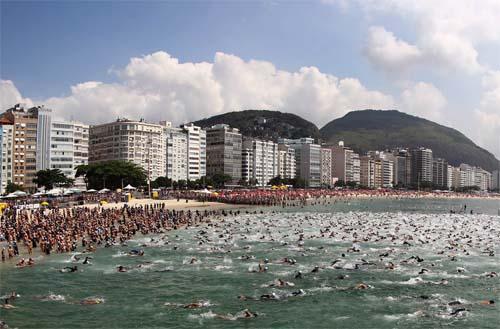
[447, 165, 454, 190]
[411, 147, 433, 187]
[327, 141, 361, 185]
[181, 123, 206, 181]
[89, 118, 166, 181]
[50, 121, 89, 185]
[205, 124, 242, 184]
[0, 104, 40, 191]
[0, 118, 14, 193]
[360, 156, 375, 188]
[279, 138, 320, 187]
[162, 122, 188, 182]
[241, 137, 278, 186]
[390, 148, 412, 187]
[492, 170, 500, 191]
[277, 144, 296, 180]
[320, 147, 332, 187]
[451, 163, 491, 191]
[36, 106, 52, 171]
[432, 158, 449, 189]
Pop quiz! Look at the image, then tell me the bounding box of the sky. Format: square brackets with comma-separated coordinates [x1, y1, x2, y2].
[1, 0, 499, 159]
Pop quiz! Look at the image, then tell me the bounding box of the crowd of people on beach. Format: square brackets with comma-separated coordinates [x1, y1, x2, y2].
[191, 188, 498, 206]
[0, 203, 239, 265]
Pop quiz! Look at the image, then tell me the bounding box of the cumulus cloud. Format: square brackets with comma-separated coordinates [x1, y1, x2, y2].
[365, 26, 422, 72]
[0, 80, 33, 110]
[341, 0, 500, 74]
[3, 51, 394, 127]
[472, 71, 500, 158]
[400, 82, 447, 122]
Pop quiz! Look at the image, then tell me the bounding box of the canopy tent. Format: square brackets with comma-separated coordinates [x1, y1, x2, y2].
[196, 188, 212, 194]
[98, 188, 111, 194]
[123, 184, 136, 190]
[86, 189, 97, 193]
[32, 192, 46, 197]
[70, 188, 83, 193]
[13, 190, 27, 197]
[46, 188, 63, 196]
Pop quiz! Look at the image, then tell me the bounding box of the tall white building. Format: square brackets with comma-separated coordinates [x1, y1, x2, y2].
[89, 119, 166, 180]
[455, 163, 491, 191]
[163, 123, 188, 182]
[181, 123, 206, 180]
[50, 121, 89, 180]
[241, 137, 278, 186]
[492, 170, 499, 191]
[279, 138, 320, 187]
[36, 106, 52, 171]
[277, 144, 296, 180]
[320, 148, 332, 187]
[0, 121, 14, 193]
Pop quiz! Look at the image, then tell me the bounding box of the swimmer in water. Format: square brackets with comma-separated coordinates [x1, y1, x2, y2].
[60, 266, 78, 273]
[83, 256, 92, 265]
[479, 300, 495, 305]
[117, 265, 128, 272]
[80, 298, 104, 305]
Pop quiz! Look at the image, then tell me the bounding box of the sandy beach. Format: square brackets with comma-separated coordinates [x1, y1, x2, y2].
[78, 198, 249, 211]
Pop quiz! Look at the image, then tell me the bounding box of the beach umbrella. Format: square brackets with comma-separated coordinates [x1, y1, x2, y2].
[32, 192, 46, 197]
[98, 188, 110, 194]
[123, 184, 136, 190]
[70, 188, 83, 193]
[86, 189, 97, 193]
[99, 200, 108, 205]
[13, 190, 27, 197]
[40, 201, 49, 206]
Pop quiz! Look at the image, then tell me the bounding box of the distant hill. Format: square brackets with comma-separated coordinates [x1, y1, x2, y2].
[320, 110, 500, 172]
[192, 110, 321, 141]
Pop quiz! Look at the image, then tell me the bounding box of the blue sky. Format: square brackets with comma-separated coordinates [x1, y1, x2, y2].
[1, 1, 499, 157]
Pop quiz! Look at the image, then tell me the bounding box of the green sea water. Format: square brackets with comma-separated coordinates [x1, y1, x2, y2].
[1, 197, 499, 329]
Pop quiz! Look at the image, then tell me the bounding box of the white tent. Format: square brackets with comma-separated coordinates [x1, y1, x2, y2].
[86, 189, 97, 193]
[98, 188, 110, 194]
[46, 188, 63, 196]
[70, 188, 83, 193]
[32, 192, 46, 197]
[123, 184, 136, 190]
[196, 188, 212, 194]
[13, 190, 27, 197]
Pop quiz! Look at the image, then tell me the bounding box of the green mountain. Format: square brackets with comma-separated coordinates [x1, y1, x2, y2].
[320, 110, 499, 172]
[192, 110, 321, 141]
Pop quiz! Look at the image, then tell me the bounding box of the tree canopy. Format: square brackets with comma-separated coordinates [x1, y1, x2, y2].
[75, 161, 147, 190]
[33, 169, 74, 190]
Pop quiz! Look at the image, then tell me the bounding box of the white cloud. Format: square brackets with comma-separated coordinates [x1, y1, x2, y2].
[472, 70, 500, 158]
[0, 80, 33, 110]
[399, 82, 447, 122]
[365, 26, 422, 72]
[3, 51, 394, 127]
[340, 0, 500, 74]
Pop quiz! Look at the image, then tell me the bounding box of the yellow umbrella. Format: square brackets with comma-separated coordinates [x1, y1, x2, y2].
[0, 202, 9, 211]
[40, 201, 49, 206]
[99, 200, 108, 205]
[211, 192, 219, 196]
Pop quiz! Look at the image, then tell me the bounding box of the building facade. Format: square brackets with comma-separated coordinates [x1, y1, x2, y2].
[492, 170, 500, 191]
[181, 123, 206, 180]
[0, 119, 14, 193]
[432, 158, 449, 189]
[241, 137, 278, 186]
[277, 144, 296, 180]
[163, 123, 188, 182]
[411, 147, 433, 186]
[0, 104, 40, 191]
[320, 147, 332, 187]
[279, 138, 320, 187]
[50, 121, 89, 181]
[36, 106, 52, 171]
[205, 124, 242, 184]
[328, 141, 361, 185]
[89, 119, 166, 180]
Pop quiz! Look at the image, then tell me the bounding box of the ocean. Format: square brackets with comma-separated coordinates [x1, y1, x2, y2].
[1, 197, 499, 328]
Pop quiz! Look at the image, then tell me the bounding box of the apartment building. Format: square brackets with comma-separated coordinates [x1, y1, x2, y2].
[181, 123, 206, 180]
[163, 123, 188, 182]
[277, 144, 296, 180]
[0, 118, 14, 193]
[241, 137, 278, 186]
[411, 147, 433, 186]
[205, 124, 242, 183]
[320, 147, 332, 187]
[328, 141, 361, 185]
[279, 138, 320, 187]
[50, 121, 89, 180]
[89, 119, 166, 180]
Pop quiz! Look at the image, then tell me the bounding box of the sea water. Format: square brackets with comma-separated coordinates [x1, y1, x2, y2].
[0, 197, 499, 329]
